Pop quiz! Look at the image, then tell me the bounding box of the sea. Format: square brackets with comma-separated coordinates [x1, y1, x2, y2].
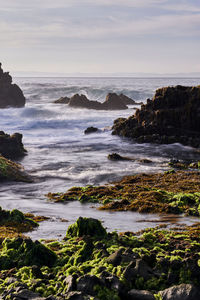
[0, 77, 200, 240]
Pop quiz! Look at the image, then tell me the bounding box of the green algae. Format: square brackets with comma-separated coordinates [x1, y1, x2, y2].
[66, 217, 107, 238]
[47, 171, 200, 217]
[0, 217, 200, 299]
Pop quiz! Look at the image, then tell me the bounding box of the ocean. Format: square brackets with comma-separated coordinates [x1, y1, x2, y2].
[0, 76, 200, 239]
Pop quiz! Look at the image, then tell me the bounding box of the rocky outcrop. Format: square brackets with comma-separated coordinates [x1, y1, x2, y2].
[56, 93, 140, 110]
[0, 63, 25, 108]
[54, 96, 70, 104]
[112, 85, 200, 147]
[84, 126, 99, 134]
[0, 155, 32, 182]
[0, 131, 26, 159]
[68, 94, 102, 109]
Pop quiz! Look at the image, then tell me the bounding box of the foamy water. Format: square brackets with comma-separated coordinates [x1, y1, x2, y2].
[0, 77, 200, 239]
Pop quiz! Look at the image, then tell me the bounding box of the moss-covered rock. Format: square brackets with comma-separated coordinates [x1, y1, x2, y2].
[0, 207, 38, 239]
[0, 155, 32, 182]
[66, 217, 107, 238]
[0, 237, 57, 269]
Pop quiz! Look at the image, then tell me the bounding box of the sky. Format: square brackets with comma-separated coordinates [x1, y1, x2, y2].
[0, 0, 200, 75]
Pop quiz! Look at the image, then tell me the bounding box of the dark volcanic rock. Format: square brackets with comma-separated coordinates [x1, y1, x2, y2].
[112, 85, 200, 147]
[0, 131, 26, 159]
[69, 94, 102, 109]
[0, 63, 25, 108]
[102, 93, 128, 110]
[54, 96, 70, 104]
[84, 127, 99, 134]
[65, 92, 137, 110]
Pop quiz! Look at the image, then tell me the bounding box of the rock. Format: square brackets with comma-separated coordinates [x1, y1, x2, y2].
[66, 217, 107, 238]
[11, 288, 41, 299]
[0, 238, 57, 269]
[0, 155, 32, 182]
[159, 283, 200, 300]
[0, 131, 26, 159]
[65, 291, 89, 300]
[54, 96, 70, 104]
[107, 153, 133, 161]
[84, 127, 99, 134]
[134, 259, 156, 280]
[63, 275, 77, 293]
[106, 248, 124, 266]
[0, 63, 25, 108]
[67, 93, 134, 110]
[128, 289, 155, 300]
[77, 275, 103, 296]
[112, 85, 200, 148]
[119, 93, 138, 105]
[102, 93, 128, 110]
[68, 94, 102, 109]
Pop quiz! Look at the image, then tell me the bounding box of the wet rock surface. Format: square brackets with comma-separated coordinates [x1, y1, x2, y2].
[0, 131, 26, 159]
[84, 127, 99, 134]
[0, 155, 32, 182]
[0, 63, 25, 108]
[112, 85, 200, 147]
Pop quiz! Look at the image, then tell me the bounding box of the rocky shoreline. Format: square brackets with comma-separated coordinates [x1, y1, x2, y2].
[1, 81, 200, 299]
[0, 212, 200, 300]
[112, 85, 200, 148]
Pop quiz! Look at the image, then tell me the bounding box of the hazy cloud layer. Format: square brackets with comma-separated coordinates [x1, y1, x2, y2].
[0, 0, 199, 74]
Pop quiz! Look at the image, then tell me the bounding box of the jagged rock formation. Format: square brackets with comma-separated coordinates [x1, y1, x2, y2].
[0, 131, 27, 159]
[54, 93, 140, 110]
[54, 96, 70, 104]
[0, 63, 25, 108]
[112, 85, 200, 148]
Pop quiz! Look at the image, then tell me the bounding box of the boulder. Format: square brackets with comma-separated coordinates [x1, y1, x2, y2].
[54, 96, 70, 104]
[84, 127, 99, 134]
[0, 63, 25, 108]
[0, 131, 26, 159]
[159, 284, 200, 300]
[112, 85, 200, 148]
[128, 289, 155, 300]
[77, 275, 104, 296]
[66, 217, 107, 238]
[0, 155, 32, 182]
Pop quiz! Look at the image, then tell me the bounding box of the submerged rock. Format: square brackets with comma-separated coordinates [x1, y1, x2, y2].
[0, 63, 25, 108]
[107, 153, 133, 161]
[66, 217, 107, 238]
[0, 131, 26, 159]
[84, 127, 99, 134]
[0, 155, 32, 182]
[112, 85, 200, 147]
